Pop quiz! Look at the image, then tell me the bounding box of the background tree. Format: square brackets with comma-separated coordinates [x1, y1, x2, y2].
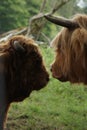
[26, 0, 71, 42]
[0, 0, 28, 34]
[0, 0, 87, 42]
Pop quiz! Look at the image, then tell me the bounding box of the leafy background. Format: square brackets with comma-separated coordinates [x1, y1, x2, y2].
[0, 0, 87, 37]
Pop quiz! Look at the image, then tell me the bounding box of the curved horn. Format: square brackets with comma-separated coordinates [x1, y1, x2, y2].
[44, 14, 79, 28]
[13, 41, 26, 53]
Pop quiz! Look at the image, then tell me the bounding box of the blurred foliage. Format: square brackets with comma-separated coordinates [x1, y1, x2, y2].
[0, 0, 28, 33]
[0, 0, 87, 38]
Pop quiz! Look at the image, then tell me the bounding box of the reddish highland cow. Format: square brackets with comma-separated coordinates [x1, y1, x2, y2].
[0, 35, 49, 129]
[45, 14, 87, 84]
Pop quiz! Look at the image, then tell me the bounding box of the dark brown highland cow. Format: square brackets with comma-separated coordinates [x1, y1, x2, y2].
[45, 14, 87, 84]
[0, 35, 49, 129]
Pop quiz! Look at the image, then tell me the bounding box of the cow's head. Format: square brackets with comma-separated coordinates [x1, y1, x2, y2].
[45, 14, 87, 84]
[1, 35, 49, 102]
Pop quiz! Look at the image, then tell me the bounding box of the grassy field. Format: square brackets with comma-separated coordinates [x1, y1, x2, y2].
[7, 45, 87, 130]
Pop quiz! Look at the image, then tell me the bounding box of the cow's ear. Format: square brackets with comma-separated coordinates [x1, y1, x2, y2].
[13, 41, 26, 54]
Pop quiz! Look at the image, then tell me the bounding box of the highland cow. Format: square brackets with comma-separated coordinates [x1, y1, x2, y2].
[0, 35, 49, 129]
[45, 14, 87, 84]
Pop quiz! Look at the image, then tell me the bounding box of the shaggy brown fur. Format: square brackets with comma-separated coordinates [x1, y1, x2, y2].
[0, 35, 49, 129]
[50, 14, 87, 84]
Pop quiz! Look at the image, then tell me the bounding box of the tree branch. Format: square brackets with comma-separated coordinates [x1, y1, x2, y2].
[50, 0, 71, 14]
[39, 0, 47, 13]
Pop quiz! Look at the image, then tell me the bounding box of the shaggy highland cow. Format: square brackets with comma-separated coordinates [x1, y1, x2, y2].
[0, 35, 49, 129]
[45, 14, 87, 84]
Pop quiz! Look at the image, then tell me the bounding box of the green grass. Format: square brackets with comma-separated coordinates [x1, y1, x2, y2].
[7, 45, 87, 130]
